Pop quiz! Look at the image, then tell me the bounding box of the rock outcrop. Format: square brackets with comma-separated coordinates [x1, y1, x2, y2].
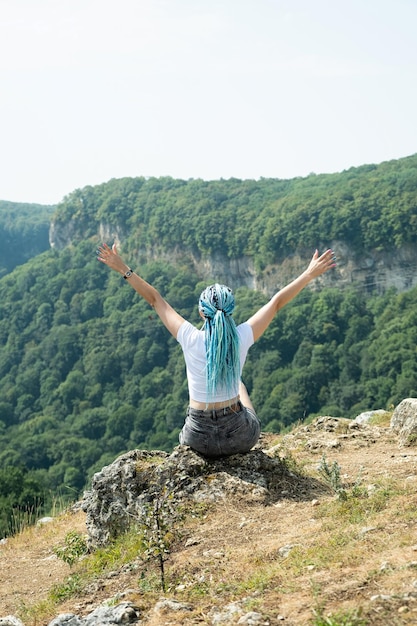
[82, 399, 417, 550]
[48, 602, 140, 626]
[390, 398, 417, 446]
[81, 442, 325, 549]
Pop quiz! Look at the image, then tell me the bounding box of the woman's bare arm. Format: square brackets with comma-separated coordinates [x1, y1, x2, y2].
[97, 242, 185, 339]
[246, 249, 336, 342]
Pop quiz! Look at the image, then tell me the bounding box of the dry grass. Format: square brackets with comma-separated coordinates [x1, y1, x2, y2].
[2, 420, 417, 625]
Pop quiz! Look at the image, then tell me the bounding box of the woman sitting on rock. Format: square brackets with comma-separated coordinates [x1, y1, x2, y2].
[97, 243, 336, 457]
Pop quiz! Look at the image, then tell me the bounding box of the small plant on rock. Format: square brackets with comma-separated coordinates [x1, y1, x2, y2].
[312, 606, 367, 625]
[317, 455, 347, 500]
[138, 490, 179, 592]
[54, 530, 88, 568]
[49, 574, 83, 602]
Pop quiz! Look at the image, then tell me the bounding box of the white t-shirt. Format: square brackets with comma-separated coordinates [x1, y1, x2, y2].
[176, 320, 254, 403]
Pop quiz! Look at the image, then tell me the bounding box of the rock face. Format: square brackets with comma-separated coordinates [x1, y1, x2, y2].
[49, 214, 417, 297]
[81, 443, 321, 549]
[390, 398, 417, 446]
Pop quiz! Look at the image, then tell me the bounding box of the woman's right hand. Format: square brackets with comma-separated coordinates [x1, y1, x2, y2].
[97, 242, 129, 275]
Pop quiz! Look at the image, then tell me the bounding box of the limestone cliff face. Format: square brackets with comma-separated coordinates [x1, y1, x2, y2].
[331, 242, 417, 296]
[49, 220, 128, 251]
[49, 219, 80, 251]
[49, 219, 417, 296]
[252, 241, 417, 296]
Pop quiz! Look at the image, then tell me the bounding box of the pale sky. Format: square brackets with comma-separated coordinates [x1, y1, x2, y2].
[1, 0, 416, 205]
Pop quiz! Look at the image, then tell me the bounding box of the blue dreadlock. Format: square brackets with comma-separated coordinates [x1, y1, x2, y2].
[198, 284, 240, 401]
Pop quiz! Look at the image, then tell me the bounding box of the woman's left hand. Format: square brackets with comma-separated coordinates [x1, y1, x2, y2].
[306, 249, 337, 278]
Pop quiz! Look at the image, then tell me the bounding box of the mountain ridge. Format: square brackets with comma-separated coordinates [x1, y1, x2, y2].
[47, 154, 417, 296]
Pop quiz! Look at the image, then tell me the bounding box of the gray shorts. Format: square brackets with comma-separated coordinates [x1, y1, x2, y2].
[179, 402, 261, 458]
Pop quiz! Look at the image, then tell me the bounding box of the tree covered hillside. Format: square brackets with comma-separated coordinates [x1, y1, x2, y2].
[0, 201, 56, 277]
[51, 154, 417, 268]
[1, 155, 417, 537]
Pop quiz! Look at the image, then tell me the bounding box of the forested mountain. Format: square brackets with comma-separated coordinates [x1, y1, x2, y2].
[0, 201, 56, 277]
[1, 154, 417, 536]
[50, 155, 417, 267]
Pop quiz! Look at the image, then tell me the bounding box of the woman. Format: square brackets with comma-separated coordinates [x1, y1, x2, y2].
[97, 243, 336, 457]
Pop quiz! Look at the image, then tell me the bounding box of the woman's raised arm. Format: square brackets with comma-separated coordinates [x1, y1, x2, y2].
[246, 249, 336, 342]
[97, 242, 185, 338]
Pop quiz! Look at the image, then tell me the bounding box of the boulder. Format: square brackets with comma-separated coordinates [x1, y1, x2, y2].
[82, 444, 314, 548]
[47, 603, 140, 626]
[390, 398, 417, 446]
[47, 615, 82, 626]
[0, 618, 25, 626]
[354, 409, 387, 425]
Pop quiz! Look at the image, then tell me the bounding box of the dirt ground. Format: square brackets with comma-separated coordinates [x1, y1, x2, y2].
[1, 418, 417, 625]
